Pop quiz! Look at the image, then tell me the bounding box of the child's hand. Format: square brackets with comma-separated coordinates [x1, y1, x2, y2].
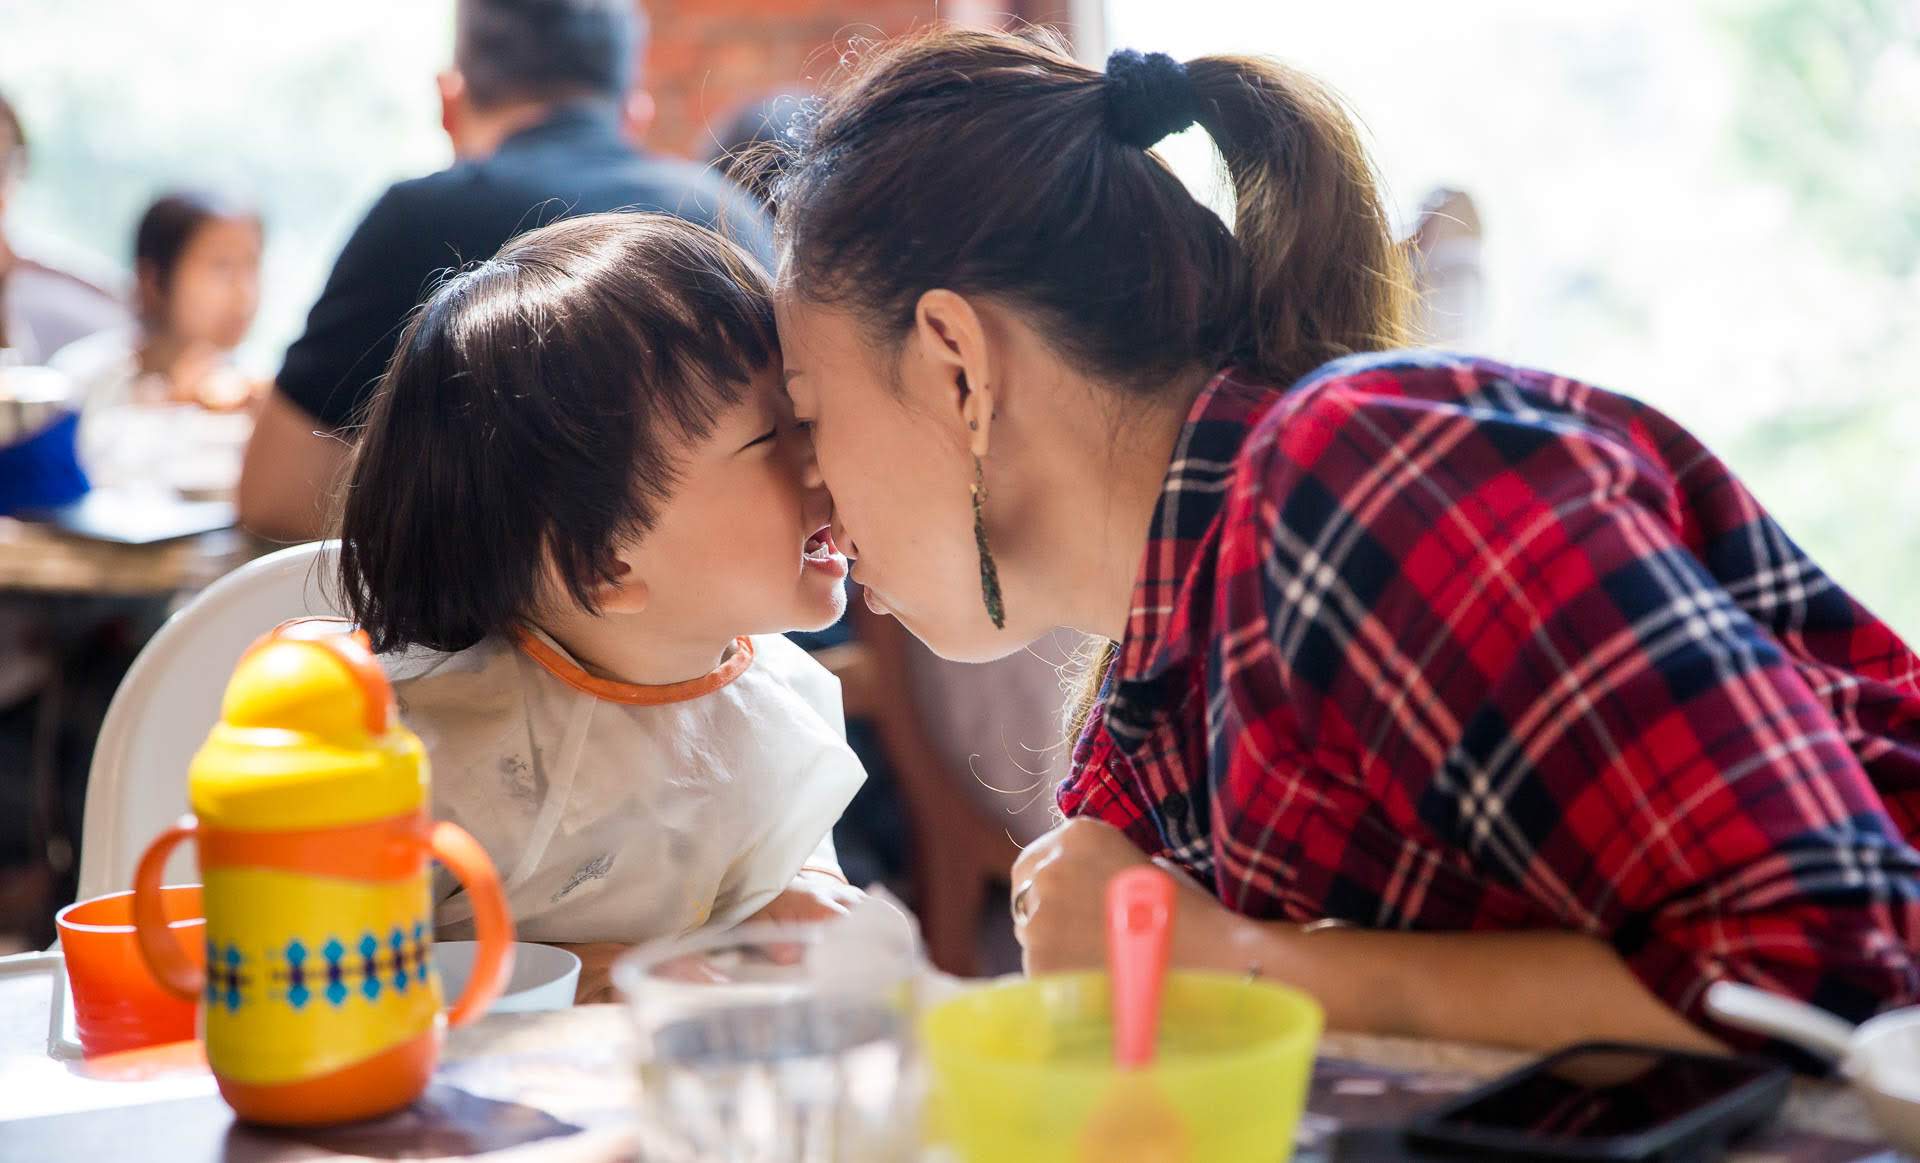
[553, 941, 630, 1005]
[552, 875, 865, 1003]
[746, 869, 865, 926]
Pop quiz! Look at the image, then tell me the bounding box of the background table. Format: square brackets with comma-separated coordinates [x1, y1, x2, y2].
[0, 517, 262, 597]
[0, 517, 271, 949]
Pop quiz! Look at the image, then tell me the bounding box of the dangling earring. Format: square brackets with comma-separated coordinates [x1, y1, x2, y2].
[971, 444, 1006, 631]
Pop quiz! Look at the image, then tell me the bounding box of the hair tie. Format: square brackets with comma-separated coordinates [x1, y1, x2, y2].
[1104, 49, 1198, 149]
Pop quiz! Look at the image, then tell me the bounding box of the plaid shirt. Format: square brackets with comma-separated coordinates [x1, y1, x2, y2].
[1060, 352, 1920, 1041]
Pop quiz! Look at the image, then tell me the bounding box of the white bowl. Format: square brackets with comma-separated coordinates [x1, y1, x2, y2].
[1708, 981, 1920, 1152]
[1851, 1008, 1920, 1152]
[434, 940, 581, 1014]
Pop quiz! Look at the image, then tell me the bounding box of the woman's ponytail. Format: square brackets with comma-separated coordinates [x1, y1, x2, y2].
[1188, 55, 1411, 385]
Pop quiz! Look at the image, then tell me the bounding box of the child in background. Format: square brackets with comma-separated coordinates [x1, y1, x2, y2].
[52, 191, 263, 493]
[334, 213, 864, 993]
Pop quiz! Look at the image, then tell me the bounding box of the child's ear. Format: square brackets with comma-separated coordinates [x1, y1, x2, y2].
[591, 560, 650, 616]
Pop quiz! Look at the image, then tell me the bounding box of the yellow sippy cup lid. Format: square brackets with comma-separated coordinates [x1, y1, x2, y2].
[221, 620, 392, 743]
[187, 619, 428, 831]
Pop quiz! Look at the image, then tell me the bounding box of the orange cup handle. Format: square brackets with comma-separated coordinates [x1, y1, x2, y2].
[132, 816, 205, 1001]
[428, 821, 514, 1026]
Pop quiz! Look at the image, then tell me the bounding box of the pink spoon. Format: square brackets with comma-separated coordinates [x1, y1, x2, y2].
[1080, 866, 1189, 1162]
[1109, 866, 1176, 1068]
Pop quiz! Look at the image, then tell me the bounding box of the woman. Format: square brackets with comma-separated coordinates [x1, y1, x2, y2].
[765, 28, 1920, 1054]
[51, 190, 262, 491]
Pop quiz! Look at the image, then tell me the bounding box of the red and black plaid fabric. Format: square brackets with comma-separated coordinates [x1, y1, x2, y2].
[1060, 351, 1920, 1042]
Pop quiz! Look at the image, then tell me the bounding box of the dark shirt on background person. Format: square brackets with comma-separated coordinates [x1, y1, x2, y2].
[278, 102, 770, 431]
[238, 0, 772, 540]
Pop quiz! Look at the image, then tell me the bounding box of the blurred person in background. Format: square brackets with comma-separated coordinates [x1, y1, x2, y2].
[51, 191, 263, 495]
[238, 0, 771, 541]
[0, 89, 128, 366]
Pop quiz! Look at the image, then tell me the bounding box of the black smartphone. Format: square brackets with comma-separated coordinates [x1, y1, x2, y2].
[1384, 1042, 1791, 1162]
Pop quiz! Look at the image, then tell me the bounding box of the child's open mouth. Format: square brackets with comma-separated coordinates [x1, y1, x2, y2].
[803, 526, 846, 576]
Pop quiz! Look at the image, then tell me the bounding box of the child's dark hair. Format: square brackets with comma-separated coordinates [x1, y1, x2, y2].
[336, 212, 777, 655]
[764, 26, 1408, 393]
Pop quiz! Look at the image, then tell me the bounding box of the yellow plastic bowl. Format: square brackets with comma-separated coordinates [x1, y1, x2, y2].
[921, 971, 1323, 1163]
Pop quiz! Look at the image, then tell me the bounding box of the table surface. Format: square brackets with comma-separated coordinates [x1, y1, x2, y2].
[0, 967, 1898, 1162]
[0, 516, 260, 596]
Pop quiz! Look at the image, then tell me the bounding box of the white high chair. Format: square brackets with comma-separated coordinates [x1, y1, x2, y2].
[75, 540, 344, 901]
[0, 540, 342, 1057]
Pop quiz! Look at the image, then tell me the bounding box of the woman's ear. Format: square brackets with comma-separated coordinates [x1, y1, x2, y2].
[912, 289, 994, 457]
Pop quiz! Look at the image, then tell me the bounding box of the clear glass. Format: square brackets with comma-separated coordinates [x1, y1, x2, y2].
[614, 921, 924, 1163]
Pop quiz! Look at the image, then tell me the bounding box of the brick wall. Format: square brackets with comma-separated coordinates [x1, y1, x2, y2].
[639, 0, 1082, 158]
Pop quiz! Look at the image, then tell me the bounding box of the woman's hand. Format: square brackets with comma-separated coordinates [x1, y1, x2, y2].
[1011, 820, 1720, 1052]
[1011, 818, 1251, 975]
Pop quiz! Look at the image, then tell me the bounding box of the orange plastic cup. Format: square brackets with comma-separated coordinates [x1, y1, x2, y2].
[56, 884, 206, 1057]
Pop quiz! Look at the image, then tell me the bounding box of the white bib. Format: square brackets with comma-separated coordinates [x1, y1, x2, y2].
[384, 630, 865, 944]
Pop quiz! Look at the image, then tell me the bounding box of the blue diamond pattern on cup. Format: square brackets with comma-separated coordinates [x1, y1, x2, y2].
[224, 947, 243, 1012]
[324, 937, 348, 1007]
[285, 939, 310, 1009]
[389, 927, 409, 993]
[413, 921, 429, 983]
[359, 933, 382, 1001]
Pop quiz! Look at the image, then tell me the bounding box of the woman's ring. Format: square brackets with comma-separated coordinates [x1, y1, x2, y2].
[1011, 880, 1036, 926]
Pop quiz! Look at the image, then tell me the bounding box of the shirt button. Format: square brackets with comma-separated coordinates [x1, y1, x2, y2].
[1161, 791, 1189, 822]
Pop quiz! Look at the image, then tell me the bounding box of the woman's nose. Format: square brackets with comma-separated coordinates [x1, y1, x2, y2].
[796, 441, 826, 491]
[792, 445, 837, 522]
[830, 515, 857, 561]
